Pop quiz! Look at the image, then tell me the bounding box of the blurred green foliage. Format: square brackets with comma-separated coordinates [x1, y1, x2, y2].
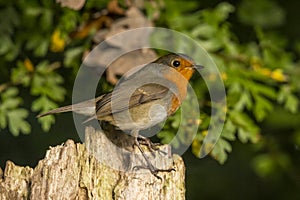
[153, 0, 299, 169]
[0, 0, 299, 186]
[237, 0, 285, 28]
[0, 0, 102, 134]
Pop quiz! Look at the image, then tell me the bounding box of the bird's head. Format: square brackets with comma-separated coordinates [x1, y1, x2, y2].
[154, 53, 204, 80]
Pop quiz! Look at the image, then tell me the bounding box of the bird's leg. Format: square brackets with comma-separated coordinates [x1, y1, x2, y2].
[137, 135, 167, 155]
[137, 135, 159, 150]
[132, 130, 175, 179]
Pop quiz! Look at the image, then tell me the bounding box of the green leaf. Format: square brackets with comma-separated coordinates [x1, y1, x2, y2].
[38, 115, 55, 132]
[0, 87, 24, 131]
[237, 127, 257, 143]
[169, 14, 201, 31]
[64, 47, 84, 68]
[7, 109, 30, 136]
[247, 81, 277, 100]
[31, 61, 66, 102]
[2, 87, 18, 99]
[284, 94, 299, 114]
[199, 39, 223, 52]
[34, 39, 49, 57]
[40, 9, 53, 31]
[0, 35, 14, 55]
[191, 24, 216, 39]
[230, 111, 251, 128]
[230, 111, 260, 143]
[24, 6, 42, 17]
[0, 98, 21, 110]
[170, 111, 181, 128]
[161, 0, 199, 17]
[32, 95, 58, 112]
[237, 0, 285, 28]
[277, 86, 288, 104]
[157, 130, 176, 145]
[234, 90, 253, 111]
[210, 137, 232, 164]
[26, 35, 44, 50]
[253, 95, 273, 121]
[277, 86, 298, 113]
[11, 61, 31, 86]
[0, 6, 20, 34]
[222, 119, 236, 141]
[0, 90, 23, 115]
[202, 2, 234, 25]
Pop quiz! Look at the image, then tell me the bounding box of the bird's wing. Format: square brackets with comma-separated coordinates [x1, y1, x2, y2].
[95, 83, 170, 118]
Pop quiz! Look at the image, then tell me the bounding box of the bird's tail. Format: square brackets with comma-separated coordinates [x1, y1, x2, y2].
[37, 96, 104, 118]
[36, 105, 75, 118]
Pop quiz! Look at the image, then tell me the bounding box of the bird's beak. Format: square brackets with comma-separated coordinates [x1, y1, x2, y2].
[193, 64, 204, 69]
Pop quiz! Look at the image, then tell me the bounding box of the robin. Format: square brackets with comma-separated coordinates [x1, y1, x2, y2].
[38, 53, 203, 178]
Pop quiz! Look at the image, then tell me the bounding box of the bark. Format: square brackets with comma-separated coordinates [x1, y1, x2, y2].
[0, 126, 185, 200]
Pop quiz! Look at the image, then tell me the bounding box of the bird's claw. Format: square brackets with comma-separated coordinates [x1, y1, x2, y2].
[137, 137, 168, 155]
[133, 135, 174, 180]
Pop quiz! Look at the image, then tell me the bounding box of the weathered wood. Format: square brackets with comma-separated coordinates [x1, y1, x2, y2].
[0, 126, 185, 200]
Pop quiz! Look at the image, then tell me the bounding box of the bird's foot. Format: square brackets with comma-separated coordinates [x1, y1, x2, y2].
[137, 136, 167, 155]
[133, 137, 174, 180]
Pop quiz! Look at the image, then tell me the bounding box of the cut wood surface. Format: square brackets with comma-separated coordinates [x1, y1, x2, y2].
[0, 126, 185, 200]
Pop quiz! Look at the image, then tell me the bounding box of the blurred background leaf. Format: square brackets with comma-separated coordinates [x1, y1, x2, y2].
[237, 0, 285, 28]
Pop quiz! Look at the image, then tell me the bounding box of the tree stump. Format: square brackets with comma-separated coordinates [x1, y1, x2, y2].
[0, 126, 185, 200]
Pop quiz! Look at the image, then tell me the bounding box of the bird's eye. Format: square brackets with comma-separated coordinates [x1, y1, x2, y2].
[172, 60, 181, 67]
